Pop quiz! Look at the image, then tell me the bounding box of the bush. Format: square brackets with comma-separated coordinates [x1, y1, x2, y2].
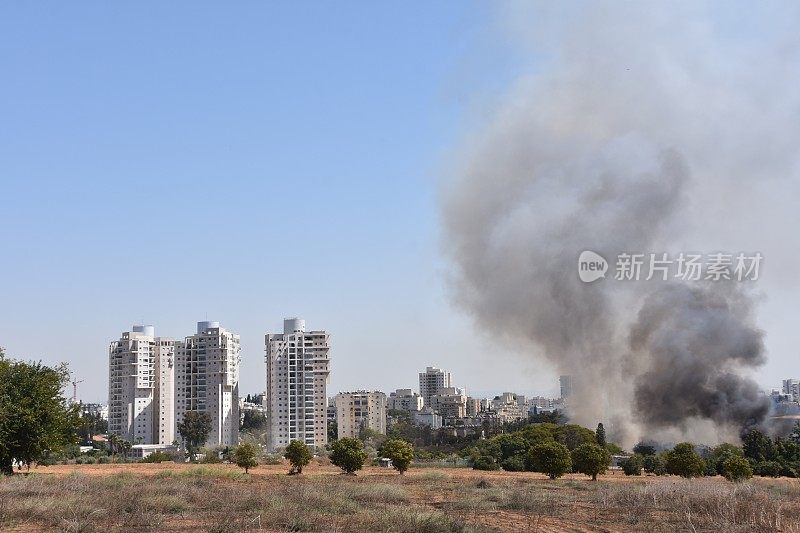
[330, 437, 368, 474]
[141, 451, 173, 463]
[722, 455, 753, 482]
[472, 455, 500, 471]
[526, 442, 572, 479]
[665, 443, 706, 478]
[284, 440, 312, 475]
[380, 439, 414, 474]
[571, 443, 611, 481]
[754, 460, 782, 477]
[98, 456, 110, 464]
[643, 453, 667, 475]
[501, 453, 526, 472]
[620, 454, 643, 476]
[233, 442, 260, 474]
[199, 453, 222, 464]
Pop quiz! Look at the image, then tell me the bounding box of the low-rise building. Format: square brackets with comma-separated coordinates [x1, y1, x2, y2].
[430, 387, 467, 418]
[336, 391, 387, 439]
[388, 389, 424, 412]
[413, 408, 442, 429]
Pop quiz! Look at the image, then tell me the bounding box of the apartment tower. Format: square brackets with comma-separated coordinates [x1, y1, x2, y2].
[335, 391, 387, 439]
[108, 325, 176, 444]
[419, 366, 451, 407]
[175, 321, 241, 447]
[265, 318, 330, 451]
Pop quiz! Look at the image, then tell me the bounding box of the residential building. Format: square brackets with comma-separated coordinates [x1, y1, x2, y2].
[175, 321, 241, 447]
[413, 408, 442, 429]
[108, 325, 177, 444]
[466, 397, 481, 416]
[559, 375, 573, 399]
[430, 387, 467, 418]
[419, 366, 451, 407]
[265, 318, 330, 451]
[388, 388, 424, 413]
[783, 379, 800, 402]
[335, 391, 387, 439]
[491, 392, 527, 423]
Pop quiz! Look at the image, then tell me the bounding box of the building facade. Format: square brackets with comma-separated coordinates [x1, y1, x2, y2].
[419, 366, 451, 407]
[429, 386, 467, 418]
[265, 318, 330, 451]
[335, 391, 387, 439]
[175, 321, 241, 447]
[108, 325, 176, 444]
[388, 388, 424, 413]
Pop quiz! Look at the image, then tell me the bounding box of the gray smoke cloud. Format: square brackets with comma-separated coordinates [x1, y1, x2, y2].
[442, 2, 798, 444]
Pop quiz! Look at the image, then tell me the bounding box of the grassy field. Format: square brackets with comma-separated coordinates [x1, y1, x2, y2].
[2, 462, 800, 532]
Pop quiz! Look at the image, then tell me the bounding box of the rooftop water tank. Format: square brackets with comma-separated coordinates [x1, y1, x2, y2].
[283, 317, 305, 335]
[197, 320, 220, 334]
[132, 325, 155, 337]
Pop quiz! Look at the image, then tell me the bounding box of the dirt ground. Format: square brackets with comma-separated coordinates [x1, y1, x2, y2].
[3, 462, 799, 532]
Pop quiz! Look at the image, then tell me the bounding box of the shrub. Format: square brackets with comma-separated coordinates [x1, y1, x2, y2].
[141, 451, 173, 463]
[380, 439, 414, 474]
[643, 453, 667, 475]
[233, 442, 260, 474]
[199, 453, 222, 464]
[571, 443, 611, 481]
[330, 437, 368, 474]
[472, 455, 500, 471]
[620, 454, 643, 476]
[284, 440, 312, 475]
[754, 460, 782, 477]
[501, 453, 526, 472]
[98, 456, 110, 464]
[722, 455, 753, 482]
[665, 443, 706, 478]
[526, 442, 572, 479]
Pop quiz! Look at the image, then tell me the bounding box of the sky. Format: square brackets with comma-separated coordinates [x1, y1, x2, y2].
[1, 2, 797, 405]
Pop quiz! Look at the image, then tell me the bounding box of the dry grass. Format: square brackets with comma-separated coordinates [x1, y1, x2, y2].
[1, 464, 799, 532]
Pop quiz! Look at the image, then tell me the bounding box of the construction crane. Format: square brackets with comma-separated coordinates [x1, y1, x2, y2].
[71, 376, 85, 403]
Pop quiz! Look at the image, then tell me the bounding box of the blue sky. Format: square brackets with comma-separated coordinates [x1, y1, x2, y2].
[0, 2, 545, 402]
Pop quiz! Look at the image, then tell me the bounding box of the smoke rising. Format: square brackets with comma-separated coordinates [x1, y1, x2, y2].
[442, 3, 798, 443]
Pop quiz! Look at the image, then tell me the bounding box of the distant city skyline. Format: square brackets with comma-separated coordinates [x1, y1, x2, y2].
[2, 2, 798, 407]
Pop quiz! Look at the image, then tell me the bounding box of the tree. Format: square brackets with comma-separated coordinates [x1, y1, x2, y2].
[742, 429, 775, 463]
[327, 420, 338, 443]
[501, 453, 527, 472]
[472, 455, 500, 471]
[665, 443, 706, 478]
[240, 411, 267, 433]
[722, 455, 753, 482]
[284, 440, 312, 475]
[595, 423, 606, 447]
[380, 439, 414, 474]
[571, 443, 611, 481]
[177, 411, 212, 462]
[633, 442, 657, 456]
[0, 351, 80, 475]
[526, 442, 572, 479]
[233, 442, 259, 474]
[620, 454, 643, 476]
[754, 460, 782, 477]
[643, 453, 667, 475]
[329, 437, 368, 474]
[709, 443, 744, 475]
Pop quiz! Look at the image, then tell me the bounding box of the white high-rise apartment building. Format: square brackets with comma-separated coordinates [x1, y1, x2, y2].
[783, 379, 800, 401]
[419, 366, 451, 407]
[108, 325, 176, 444]
[265, 318, 330, 451]
[336, 391, 387, 439]
[175, 321, 241, 447]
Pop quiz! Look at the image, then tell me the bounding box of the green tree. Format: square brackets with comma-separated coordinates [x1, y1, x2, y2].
[742, 429, 775, 463]
[571, 443, 611, 481]
[327, 420, 338, 443]
[722, 455, 753, 482]
[643, 453, 667, 475]
[709, 443, 744, 475]
[620, 454, 643, 476]
[0, 350, 80, 475]
[595, 423, 606, 447]
[240, 410, 267, 432]
[380, 439, 414, 474]
[754, 460, 781, 477]
[284, 440, 312, 475]
[665, 443, 706, 478]
[472, 455, 500, 470]
[233, 442, 259, 473]
[330, 437, 368, 474]
[177, 411, 212, 462]
[501, 453, 526, 472]
[633, 442, 657, 456]
[526, 441, 572, 479]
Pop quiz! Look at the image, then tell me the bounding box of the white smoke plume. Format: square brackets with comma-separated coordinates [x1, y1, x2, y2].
[442, 2, 800, 445]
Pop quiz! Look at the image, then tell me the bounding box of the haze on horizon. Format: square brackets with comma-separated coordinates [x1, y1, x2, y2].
[1, 2, 798, 406]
